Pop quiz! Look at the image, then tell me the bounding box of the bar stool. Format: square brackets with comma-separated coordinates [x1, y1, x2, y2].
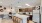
[18, 18, 22, 23]
[13, 16, 16, 23]
[16, 17, 18, 23]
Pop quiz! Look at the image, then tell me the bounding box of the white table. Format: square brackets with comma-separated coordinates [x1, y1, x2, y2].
[13, 14, 29, 23]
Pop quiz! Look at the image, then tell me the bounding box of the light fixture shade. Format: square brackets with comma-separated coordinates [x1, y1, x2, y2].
[6, 9, 11, 12]
[25, 4, 30, 6]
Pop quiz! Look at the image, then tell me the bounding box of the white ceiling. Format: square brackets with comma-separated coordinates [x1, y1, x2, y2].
[0, 0, 41, 8]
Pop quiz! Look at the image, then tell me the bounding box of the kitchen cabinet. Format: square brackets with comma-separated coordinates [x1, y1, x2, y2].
[33, 10, 39, 23]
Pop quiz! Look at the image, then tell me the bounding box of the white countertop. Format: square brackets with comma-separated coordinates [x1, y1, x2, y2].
[13, 13, 29, 19]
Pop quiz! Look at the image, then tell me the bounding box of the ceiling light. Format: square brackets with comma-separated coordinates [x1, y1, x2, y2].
[25, 4, 30, 6]
[7, 9, 11, 12]
[18, 6, 22, 7]
[0, 2, 2, 3]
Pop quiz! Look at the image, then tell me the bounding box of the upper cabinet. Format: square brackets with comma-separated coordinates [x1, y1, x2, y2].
[19, 8, 33, 12]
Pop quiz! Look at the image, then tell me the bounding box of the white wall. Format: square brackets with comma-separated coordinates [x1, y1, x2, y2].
[41, 0, 42, 23]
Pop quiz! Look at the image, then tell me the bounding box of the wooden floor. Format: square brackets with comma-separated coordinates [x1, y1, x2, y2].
[0, 19, 34, 23]
[0, 19, 13, 23]
[28, 20, 34, 23]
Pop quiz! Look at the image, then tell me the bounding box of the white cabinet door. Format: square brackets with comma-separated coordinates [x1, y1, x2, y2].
[33, 10, 39, 23]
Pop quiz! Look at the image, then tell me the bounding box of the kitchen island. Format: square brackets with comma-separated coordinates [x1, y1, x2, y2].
[12, 13, 29, 23]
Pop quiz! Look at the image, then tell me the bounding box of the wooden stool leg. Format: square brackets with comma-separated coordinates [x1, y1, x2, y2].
[16, 17, 18, 23]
